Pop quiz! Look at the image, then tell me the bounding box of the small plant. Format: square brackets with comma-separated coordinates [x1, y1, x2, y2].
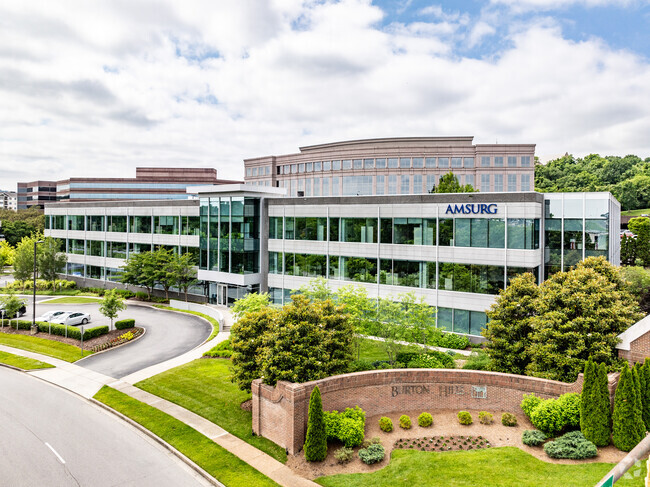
[334, 447, 354, 464]
[544, 431, 597, 459]
[399, 415, 412, 429]
[418, 412, 433, 427]
[119, 331, 135, 341]
[457, 411, 473, 425]
[379, 416, 393, 432]
[521, 393, 542, 420]
[522, 429, 547, 447]
[478, 411, 494, 425]
[358, 443, 385, 465]
[501, 412, 518, 427]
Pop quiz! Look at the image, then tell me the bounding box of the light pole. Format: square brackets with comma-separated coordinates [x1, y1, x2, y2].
[32, 239, 44, 333]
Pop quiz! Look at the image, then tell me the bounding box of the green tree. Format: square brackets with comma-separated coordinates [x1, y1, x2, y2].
[620, 234, 637, 266]
[304, 386, 327, 462]
[0, 293, 24, 327]
[612, 365, 645, 451]
[580, 360, 611, 446]
[37, 237, 67, 287]
[620, 266, 650, 313]
[120, 251, 157, 298]
[430, 172, 478, 193]
[152, 248, 177, 301]
[175, 252, 198, 302]
[231, 292, 271, 321]
[399, 292, 437, 347]
[335, 284, 375, 333]
[298, 277, 335, 302]
[1, 220, 40, 246]
[633, 366, 644, 431]
[99, 289, 127, 330]
[0, 241, 14, 268]
[579, 359, 596, 439]
[483, 273, 539, 375]
[628, 217, 650, 266]
[13, 234, 39, 285]
[642, 359, 650, 431]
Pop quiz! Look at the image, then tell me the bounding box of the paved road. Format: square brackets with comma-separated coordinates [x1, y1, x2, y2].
[32, 301, 212, 378]
[0, 367, 210, 487]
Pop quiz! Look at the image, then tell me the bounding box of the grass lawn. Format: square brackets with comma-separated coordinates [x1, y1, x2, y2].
[316, 447, 645, 487]
[356, 337, 411, 362]
[0, 333, 92, 362]
[135, 358, 287, 463]
[94, 386, 279, 487]
[153, 305, 220, 340]
[41, 296, 102, 304]
[0, 350, 54, 370]
[622, 208, 650, 217]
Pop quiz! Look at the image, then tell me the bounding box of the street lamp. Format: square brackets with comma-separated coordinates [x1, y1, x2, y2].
[32, 240, 44, 333]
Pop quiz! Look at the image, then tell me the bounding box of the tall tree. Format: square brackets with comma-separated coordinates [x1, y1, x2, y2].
[13, 235, 37, 284]
[612, 365, 645, 452]
[642, 359, 650, 431]
[304, 386, 327, 462]
[628, 217, 650, 266]
[430, 172, 478, 193]
[579, 359, 596, 439]
[174, 252, 198, 302]
[37, 237, 67, 287]
[152, 248, 176, 301]
[120, 251, 157, 298]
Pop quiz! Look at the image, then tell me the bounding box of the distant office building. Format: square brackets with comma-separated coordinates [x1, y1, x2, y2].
[18, 167, 239, 209]
[0, 191, 17, 211]
[243, 137, 536, 196]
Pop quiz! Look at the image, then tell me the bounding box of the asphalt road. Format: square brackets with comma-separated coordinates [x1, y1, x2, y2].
[0, 367, 210, 487]
[31, 300, 212, 379]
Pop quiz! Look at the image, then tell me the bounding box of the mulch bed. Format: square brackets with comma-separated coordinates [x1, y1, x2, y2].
[240, 399, 252, 412]
[0, 325, 143, 350]
[393, 435, 491, 452]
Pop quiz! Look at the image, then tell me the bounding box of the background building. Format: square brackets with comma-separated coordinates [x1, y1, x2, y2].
[17, 181, 57, 209]
[0, 191, 17, 211]
[243, 137, 536, 196]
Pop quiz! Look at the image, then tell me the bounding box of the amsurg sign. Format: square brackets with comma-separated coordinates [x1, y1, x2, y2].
[445, 203, 497, 215]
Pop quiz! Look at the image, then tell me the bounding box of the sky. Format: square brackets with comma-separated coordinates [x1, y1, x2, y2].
[1, 0, 650, 190]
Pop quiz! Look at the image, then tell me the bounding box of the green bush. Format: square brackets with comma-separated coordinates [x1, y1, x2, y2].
[324, 406, 366, 448]
[203, 339, 233, 358]
[478, 411, 494, 425]
[347, 359, 375, 372]
[334, 447, 354, 464]
[113, 289, 135, 299]
[34, 322, 108, 340]
[522, 429, 547, 446]
[115, 319, 135, 330]
[379, 417, 393, 432]
[437, 333, 470, 350]
[399, 415, 412, 429]
[304, 386, 327, 462]
[462, 351, 492, 371]
[613, 365, 645, 451]
[457, 411, 473, 425]
[324, 411, 340, 442]
[530, 399, 564, 436]
[521, 393, 542, 420]
[407, 354, 446, 369]
[358, 443, 385, 465]
[501, 412, 518, 427]
[82, 326, 109, 340]
[418, 412, 433, 427]
[543, 431, 597, 459]
[556, 392, 581, 430]
[135, 291, 149, 301]
[397, 351, 455, 369]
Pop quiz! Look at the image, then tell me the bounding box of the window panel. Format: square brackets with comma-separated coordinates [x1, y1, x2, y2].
[341, 218, 377, 243]
[376, 175, 385, 195]
[342, 256, 377, 283]
[412, 158, 424, 168]
[494, 174, 504, 192]
[451, 157, 462, 168]
[388, 158, 398, 168]
[507, 156, 517, 167]
[439, 219, 454, 246]
[494, 156, 504, 167]
[425, 157, 436, 168]
[507, 174, 517, 192]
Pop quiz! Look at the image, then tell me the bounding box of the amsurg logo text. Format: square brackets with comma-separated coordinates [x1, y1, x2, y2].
[445, 203, 497, 215]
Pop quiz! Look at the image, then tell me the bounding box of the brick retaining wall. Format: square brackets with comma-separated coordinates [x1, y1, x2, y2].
[619, 332, 650, 365]
[252, 368, 584, 454]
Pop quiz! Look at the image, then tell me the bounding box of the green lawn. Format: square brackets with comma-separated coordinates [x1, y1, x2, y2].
[0, 350, 54, 370]
[356, 337, 411, 362]
[153, 305, 220, 340]
[94, 386, 279, 487]
[0, 333, 92, 362]
[135, 358, 287, 463]
[316, 447, 645, 487]
[42, 296, 102, 304]
[622, 208, 650, 217]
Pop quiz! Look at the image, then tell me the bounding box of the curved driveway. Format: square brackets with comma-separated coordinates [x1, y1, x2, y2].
[0, 367, 210, 486]
[34, 301, 212, 378]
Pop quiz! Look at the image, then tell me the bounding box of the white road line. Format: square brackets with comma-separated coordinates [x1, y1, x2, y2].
[45, 442, 66, 464]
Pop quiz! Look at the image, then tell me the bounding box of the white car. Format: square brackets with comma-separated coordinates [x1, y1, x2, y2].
[35, 310, 67, 322]
[51, 312, 91, 326]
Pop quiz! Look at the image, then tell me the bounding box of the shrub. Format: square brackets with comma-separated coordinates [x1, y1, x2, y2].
[438, 333, 470, 350]
[203, 339, 233, 358]
[530, 399, 564, 436]
[521, 393, 542, 421]
[348, 359, 375, 372]
[613, 365, 645, 452]
[324, 406, 366, 447]
[522, 430, 547, 447]
[399, 415, 412, 429]
[408, 355, 445, 369]
[358, 443, 385, 465]
[35, 322, 108, 340]
[324, 411, 340, 442]
[339, 417, 365, 448]
[115, 319, 135, 330]
[379, 417, 393, 432]
[361, 437, 382, 448]
[82, 326, 109, 340]
[418, 412, 433, 427]
[457, 411, 473, 425]
[478, 411, 494, 425]
[135, 291, 149, 301]
[501, 412, 518, 427]
[334, 447, 354, 464]
[543, 431, 598, 459]
[113, 289, 135, 299]
[304, 386, 327, 462]
[462, 351, 492, 371]
[556, 392, 581, 430]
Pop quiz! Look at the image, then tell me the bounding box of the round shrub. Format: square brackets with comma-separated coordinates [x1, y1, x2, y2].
[543, 431, 597, 459]
[556, 392, 581, 430]
[530, 399, 565, 436]
[501, 412, 518, 427]
[358, 443, 385, 465]
[339, 417, 365, 448]
[334, 447, 354, 464]
[457, 411, 473, 425]
[399, 415, 412, 429]
[522, 429, 547, 447]
[479, 411, 494, 425]
[418, 412, 433, 427]
[379, 417, 393, 432]
[521, 393, 542, 420]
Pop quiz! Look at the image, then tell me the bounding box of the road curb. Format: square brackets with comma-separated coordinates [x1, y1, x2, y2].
[90, 397, 225, 487]
[74, 327, 147, 363]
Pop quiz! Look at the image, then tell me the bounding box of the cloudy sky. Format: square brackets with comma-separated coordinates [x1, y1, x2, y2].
[1, 0, 650, 190]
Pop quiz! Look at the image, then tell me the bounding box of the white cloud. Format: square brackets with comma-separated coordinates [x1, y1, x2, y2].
[489, 0, 641, 13]
[0, 0, 650, 191]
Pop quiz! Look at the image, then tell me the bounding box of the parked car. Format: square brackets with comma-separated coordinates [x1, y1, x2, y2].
[0, 301, 27, 319]
[35, 310, 67, 322]
[51, 312, 91, 326]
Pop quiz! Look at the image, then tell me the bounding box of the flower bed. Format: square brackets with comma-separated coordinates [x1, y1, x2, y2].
[394, 435, 491, 452]
[90, 327, 143, 352]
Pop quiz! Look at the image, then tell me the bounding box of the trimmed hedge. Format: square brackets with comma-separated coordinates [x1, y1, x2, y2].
[521, 392, 581, 436]
[115, 319, 136, 330]
[324, 406, 366, 448]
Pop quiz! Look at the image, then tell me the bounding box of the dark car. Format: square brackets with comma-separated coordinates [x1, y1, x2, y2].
[0, 302, 27, 319]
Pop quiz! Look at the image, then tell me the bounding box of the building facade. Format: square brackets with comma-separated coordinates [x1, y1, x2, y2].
[44, 186, 619, 337]
[243, 137, 535, 196]
[17, 181, 57, 209]
[0, 191, 17, 211]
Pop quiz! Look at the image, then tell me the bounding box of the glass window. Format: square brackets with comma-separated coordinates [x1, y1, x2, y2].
[388, 175, 397, 195]
[293, 253, 327, 277]
[521, 156, 531, 167]
[376, 158, 386, 169]
[329, 217, 339, 242]
[521, 174, 531, 191]
[507, 266, 539, 285]
[438, 157, 449, 168]
[585, 198, 609, 219]
[107, 241, 127, 258]
[464, 157, 474, 168]
[154, 215, 179, 235]
[86, 215, 105, 232]
[353, 159, 363, 170]
[469, 311, 487, 336]
[329, 255, 340, 279]
[564, 197, 583, 218]
[437, 308, 453, 331]
[341, 218, 377, 243]
[488, 219, 505, 248]
[269, 217, 283, 239]
[364, 159, 374, 169]
[508, 156, 517, 167]
[394, 260, 421, 287]
[439, 219, 454, 246]
[182, 216, 200, 236]
[425, 157, 436, 168]
[87, 240, 104, 257]
[453, 309, 470, 334]
[394, 218, 423, 245]
[388, 158, 398, 168]
[246, 168, 252, 177]
[313, 177, 320, 196]
[305, 178, 312, 196]
[470, 218, 488, 248]
[413, 174, 423, 193]
[342, 160, 352, 170]
[494, 156, 504, 167]
[426, 174, 436, 193]
[269, 252, 283, 274]
[295, 217, 327, 241]
[130, 215, 151, 234]
[322, 177, 330, 196]
[376, 175, 385, 195]
[380, 218, 392, 244]
[332, 160, 341, 170]
[399, 158, 411, 168]
[465, 175, 474, 188]
[564, 218, 583, 267]
[586, 219, 608, 256]
[67, 215, 85, 231]
[298, 163, 305, 173]
[284, 216, 295, 239]
[480, 174, 490, 192]
[455, 219, 471, 247]
[306, 162, 313, 172]
[451, 157, 462, 168]
[400, 175, 410, 194]
[423, 219, 436, 245]
[412, 158, 424, 168]
[252, 168, 258, 177]
[494, 174, 504, 192]
[481, 156, 490, 167]
[508, 219, 539, 249]
[342, 256, 377, 283]
[342, 176, 373, 196]
[291, 164, 297, 174]
[332, 177, 340, 196]
[507, 174, 517, 192]
[322, 161, 330, 171]
[379, 259, 393, 285]
[53, 215, 66, 230]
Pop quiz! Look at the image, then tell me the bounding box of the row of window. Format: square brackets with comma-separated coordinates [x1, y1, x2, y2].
[269, 216, 540, 250]
[245, 166, 272, 177]
[271, 156, 532, 176]
[269, 252, 538, 294]
[544, 218, 609, 274]
[64, 239, 199, 261]
[46, 214, 200, 236]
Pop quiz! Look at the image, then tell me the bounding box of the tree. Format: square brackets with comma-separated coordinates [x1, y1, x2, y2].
[430, 172, 478, 193]
[99, 289, 127, 330]
[579, 359, 596, 439]
[298, 277, 335, 302]
[642, 359, 650, 431]
[620, 234, 637, 266]
[152, 248, 176, 301]
[628, 217, 650, 266]
[120, 251, 157, 298]
[37, 237, 67, 287]
[0, 241, 14, 268]
[304, 386, 327, 462]
[399, 292, 437, 347]
[231, 292, 271, 321]
[483, 273, 539, 375]
[580, 360, 611, 446]
[175, 252, 198, 302]
[13, 235, 37, 284]
[0, 293, 24, 327]
[620, 266, 650, 314]
[1, 220, 40, 247]
[612, 365, 644, 452]
[633, 366, 644, 431]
